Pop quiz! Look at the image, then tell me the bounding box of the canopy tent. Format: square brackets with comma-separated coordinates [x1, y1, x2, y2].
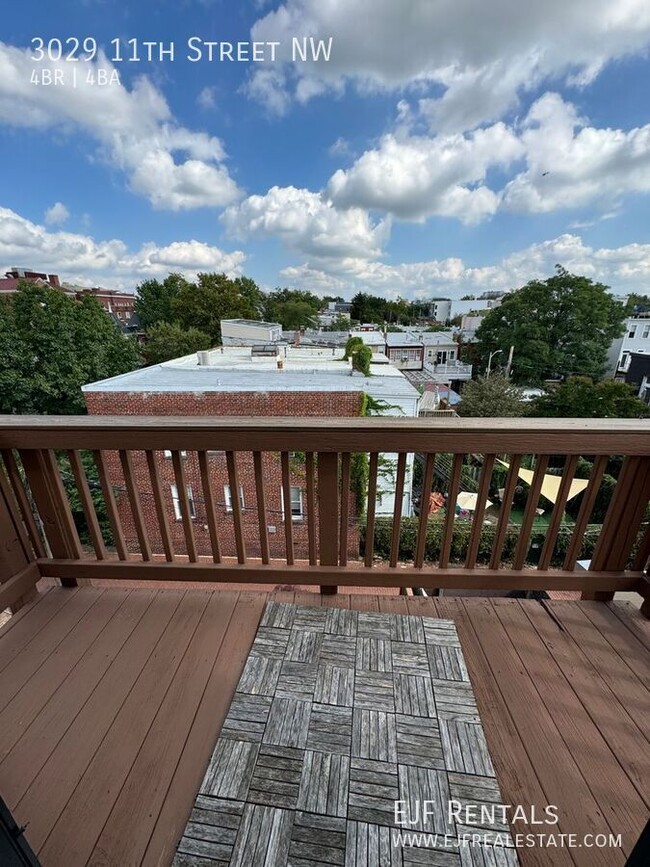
[496, 459, 589, 504]
[457, 491, 493, 511]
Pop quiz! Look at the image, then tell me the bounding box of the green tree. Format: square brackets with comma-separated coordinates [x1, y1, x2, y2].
[172, 273, 263, 344]
[134, 273, 190, 329]
[457, 373, 526, 417]
[145, 321, 212, 364]
[475, 267, 625, 384]
[0, 283, 141, 414]
[350, 292, 388, 324]
[262, 288, 321, 330]
[529, 376, 650, 418]
[322, 314, 351, 332]
[344, 336, 372, 375]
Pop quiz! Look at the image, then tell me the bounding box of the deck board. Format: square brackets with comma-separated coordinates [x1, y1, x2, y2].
[0, 586, 647, 866]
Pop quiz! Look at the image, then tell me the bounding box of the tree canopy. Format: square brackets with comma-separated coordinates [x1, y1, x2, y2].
[457, 373, 526, 417]
[261, 288, 321, 330]
[145, 321, 212, 365]
[0, 283, 141, 414]
[133, 273, 190, 330]
[475, 267, 625, 384]
[529, 377, 650, 418]
[171, 273, 265, 344]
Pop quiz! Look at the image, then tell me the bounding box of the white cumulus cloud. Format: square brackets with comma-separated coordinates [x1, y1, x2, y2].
[0, 42, 240, 210]
[326, 123, 524, 223]
[44, 202, 70, 226]
[222, 185, 391, 263]
[248, 0, 650, 125]
[280, 233, 650, 298]
[0, 206, 245, 289]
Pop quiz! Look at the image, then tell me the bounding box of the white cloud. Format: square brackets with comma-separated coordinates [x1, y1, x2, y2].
[249, 0, 650, 125]
[279, 233, 650, 298]
[328, 137, 351, 157]
[44, 202, 70, 226]
[502, 93, 650, 213]
[0, 42, 240, 210]
[0, 206, 245, 289]
[327, 123, 524, 222]
[197, 86, 217, 110]
[222, 185, 391, 262]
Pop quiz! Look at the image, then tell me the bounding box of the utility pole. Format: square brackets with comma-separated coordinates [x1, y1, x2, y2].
[505, 345, 514, 377]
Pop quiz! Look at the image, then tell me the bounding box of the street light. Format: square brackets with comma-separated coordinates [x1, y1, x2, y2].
[486, 349, 502, 377]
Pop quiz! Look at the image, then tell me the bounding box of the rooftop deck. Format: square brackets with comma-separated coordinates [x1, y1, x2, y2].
[0, 585, 647, 866]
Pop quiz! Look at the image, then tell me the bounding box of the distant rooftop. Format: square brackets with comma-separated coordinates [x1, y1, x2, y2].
[222, 318, 282, 328]
[82, 344, 419, 404]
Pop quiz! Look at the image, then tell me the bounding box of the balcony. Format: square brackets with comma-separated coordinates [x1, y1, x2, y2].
[0, 416, 649, 866]
[424, 361, 474, 381]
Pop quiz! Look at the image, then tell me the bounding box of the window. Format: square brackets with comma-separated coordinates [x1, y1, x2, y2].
[171, 484, 195, 520]
[281, 486, 304, 520]
[449, 351, 455, 360]
[224, 484, 245, 511]
[643, 326, 650, 339]
[629, 326, 637, 338]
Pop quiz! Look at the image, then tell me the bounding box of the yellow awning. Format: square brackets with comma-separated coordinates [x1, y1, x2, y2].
[497, 460, 589, 504]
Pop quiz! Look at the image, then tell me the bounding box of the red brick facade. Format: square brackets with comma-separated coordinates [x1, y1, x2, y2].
[84, 390, 363, 561]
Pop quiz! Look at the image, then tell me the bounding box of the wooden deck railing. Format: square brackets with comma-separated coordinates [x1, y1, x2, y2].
[0, 416, 648, 610]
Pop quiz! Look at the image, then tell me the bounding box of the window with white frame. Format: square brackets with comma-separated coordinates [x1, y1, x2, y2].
[281, 486, 304, 520]
[629, 325, 637, 338]
[170, 484, 195, 520]
[643, 325, 650, 339]
[224, 484, 245, 511]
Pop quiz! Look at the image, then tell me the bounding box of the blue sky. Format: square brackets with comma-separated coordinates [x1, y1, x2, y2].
[2, 0, 650, 299]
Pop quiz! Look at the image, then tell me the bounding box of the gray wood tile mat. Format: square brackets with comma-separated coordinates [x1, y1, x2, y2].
[174, 603, 519, 867]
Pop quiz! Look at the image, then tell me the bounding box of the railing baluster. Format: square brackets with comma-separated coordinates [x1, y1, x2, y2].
[598, 457, 650, 572]
[439, 454, 462, 569]
[20, 449, 82, 586]
[198, 451, 221, 564]
[172, 450, 197, 562]
[317, 452, 339, 594]
[252, 451, 269, 565]
[465, 454, 496, 569]
[93, 450, 128, 560]
[364, 453, 379, 568]
[538, 455, 578, 571]
[226, 451, 246, 564]
[306, 452, 317, 566]
[145, 450, 174, 562]
[0, 450, 35, 560]
[1, 449, 46, 558]
[563, 455, 607, 571]
[119, 450, 152, 561]
[415, 453, 436, 570]
[281, 452, 294, 566]
[67, 450, 107, 561]
[389, 452, 408, 568]
[633, 521, 650, 572]
[512, 455, 549, 570]
[490, 455, 521, 570]
[338, 453, 350, 567]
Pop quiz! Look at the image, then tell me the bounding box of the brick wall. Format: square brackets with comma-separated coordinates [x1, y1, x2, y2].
[84, 390, 363, 561]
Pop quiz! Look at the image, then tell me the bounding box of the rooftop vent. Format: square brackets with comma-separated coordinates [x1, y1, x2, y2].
[197, 351, 211, 366]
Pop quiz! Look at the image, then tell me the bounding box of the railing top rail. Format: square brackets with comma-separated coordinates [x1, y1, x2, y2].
[0, 415, 649, 454]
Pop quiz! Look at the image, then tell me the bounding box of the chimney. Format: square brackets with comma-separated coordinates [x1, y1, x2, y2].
[277, 358, 284, 370]
[48, 274, 60, 287]
[197, 350, 211, 366]
[294, 330, 300, 346]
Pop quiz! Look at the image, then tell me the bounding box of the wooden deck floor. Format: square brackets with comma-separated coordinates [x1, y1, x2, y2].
[0, 586, 648, 867]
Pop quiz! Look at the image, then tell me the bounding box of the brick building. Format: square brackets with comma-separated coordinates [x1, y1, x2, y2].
[83, 346, 420, 561]
[1, 269, 136, 327]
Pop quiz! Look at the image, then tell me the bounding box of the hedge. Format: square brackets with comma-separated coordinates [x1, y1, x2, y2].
[360, 517, 647, 569]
